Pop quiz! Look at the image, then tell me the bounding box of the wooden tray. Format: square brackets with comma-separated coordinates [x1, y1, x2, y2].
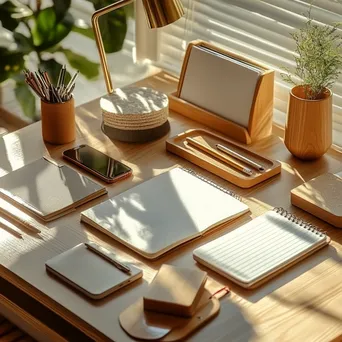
[166, 129, 281, 188]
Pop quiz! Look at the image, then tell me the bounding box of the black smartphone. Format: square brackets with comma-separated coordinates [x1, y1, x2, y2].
[63, 145, 132, 183]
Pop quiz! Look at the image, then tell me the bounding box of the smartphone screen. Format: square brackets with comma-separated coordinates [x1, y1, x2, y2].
[63, 145, 131, 179]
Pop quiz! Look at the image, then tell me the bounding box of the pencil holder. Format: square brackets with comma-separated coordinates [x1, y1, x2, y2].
[41, 97, 75, 144]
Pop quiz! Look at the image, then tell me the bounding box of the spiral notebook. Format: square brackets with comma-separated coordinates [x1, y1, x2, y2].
[81, 168, 249, 259]
[193, 208, 330, 288]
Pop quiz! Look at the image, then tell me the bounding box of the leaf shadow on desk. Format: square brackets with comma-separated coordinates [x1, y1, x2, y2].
[282, 154, 333, 183]
[196, 245, 341, 304]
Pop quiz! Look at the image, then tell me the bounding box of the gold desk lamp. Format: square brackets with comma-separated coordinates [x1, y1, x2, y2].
[92, 0, 185, 142]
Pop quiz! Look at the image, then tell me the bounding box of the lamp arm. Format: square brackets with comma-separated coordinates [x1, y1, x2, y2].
[92, 0, 134, 94]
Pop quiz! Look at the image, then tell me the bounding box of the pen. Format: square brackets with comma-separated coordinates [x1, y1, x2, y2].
[186, 137, 253, 176]
[65, 70, 79, 94]
[56, 66, 64, 88]
[216, 144, 265, 172]
[60, 64, 66, 86]
[85, 242, 131, 274]
[0, 217, 23, 238]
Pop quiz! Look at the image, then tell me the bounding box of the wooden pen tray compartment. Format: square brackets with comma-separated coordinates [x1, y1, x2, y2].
[166, 129, 281, 188]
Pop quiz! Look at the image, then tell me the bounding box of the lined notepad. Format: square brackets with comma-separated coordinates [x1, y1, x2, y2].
[193, 209, 329, 288]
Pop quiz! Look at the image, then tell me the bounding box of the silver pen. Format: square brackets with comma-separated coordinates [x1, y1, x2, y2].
[85, 242, 131, 274]
[216, 144, 265, 172]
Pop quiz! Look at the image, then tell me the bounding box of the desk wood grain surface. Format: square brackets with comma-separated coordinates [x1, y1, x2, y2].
[0, 72, 341, 342]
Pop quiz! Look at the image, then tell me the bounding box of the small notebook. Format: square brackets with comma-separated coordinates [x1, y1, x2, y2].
[193, 208, 330, 288]
[180, 45, 263, 128]
[81, 168, 249, 259]
[0, 158, 107, 221]
[46, 243, 142, 299]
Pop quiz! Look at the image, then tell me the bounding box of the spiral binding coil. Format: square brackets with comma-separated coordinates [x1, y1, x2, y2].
[181, 168, 242, 201]
[273, 207, 326, 237]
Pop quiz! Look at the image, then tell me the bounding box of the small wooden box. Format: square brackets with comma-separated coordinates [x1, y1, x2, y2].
[143, 264, 207, 318]
[291, 173, 342, 228]
[168, 40, 275, 144]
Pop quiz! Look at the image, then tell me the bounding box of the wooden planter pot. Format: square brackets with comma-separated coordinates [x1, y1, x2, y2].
[41, 97, 75, 145]
[284, 86, 332, 160]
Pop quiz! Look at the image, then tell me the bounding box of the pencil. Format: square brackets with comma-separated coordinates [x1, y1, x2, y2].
[65, 70, 79, 94]
[216, 144, 265, 172]
[0, 217, 23, 238]
[24, 65, 77, 103]
[186, 137, 253, 176]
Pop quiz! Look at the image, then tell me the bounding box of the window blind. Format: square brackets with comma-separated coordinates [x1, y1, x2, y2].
[157, 0, 342, 146]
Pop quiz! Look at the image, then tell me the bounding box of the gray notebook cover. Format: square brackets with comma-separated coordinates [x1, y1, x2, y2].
[0, 158, 106, 219]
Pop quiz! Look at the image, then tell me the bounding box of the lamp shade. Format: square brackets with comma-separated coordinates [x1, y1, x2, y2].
[142, 0, 185, 28]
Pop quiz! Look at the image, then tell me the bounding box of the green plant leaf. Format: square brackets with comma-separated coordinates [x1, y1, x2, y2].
[124, 3, 134, 18]
[14, 81, 37, 120]
[53, 0, 71, 21]
[0, 48, 25, 83]
[13, 32, 33, 54]
[32, 8, 74, 51]
[40, 59, 71, 86]
[60, 48, 99, 79]
[72, 25, 94, 39]
[93, 0, 127, 53]
[0, 1, 33, 31]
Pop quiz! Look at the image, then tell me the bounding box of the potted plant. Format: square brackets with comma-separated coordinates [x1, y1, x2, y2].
[0, 0, 132, 121]
[282, 16, 342, 160]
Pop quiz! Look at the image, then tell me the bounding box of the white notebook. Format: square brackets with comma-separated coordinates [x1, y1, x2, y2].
[0, 158, 107, 221]
[81, 168, 249, 259]
[180, 45, 263, 128]
[193, 208, 330, 288]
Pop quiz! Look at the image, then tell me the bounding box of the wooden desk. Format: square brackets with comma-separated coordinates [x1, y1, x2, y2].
[0, 72, 341, 342]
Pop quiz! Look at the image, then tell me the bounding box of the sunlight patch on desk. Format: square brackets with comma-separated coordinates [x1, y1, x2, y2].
[1, 227, 58, 268]
[296, 182, 327, 210]
[246, 197, 273, 216]
[281, 162, 306, 182]
[3, 133, 24, 172]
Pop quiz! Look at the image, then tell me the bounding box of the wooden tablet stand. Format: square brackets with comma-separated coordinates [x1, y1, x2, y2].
[168, 40, 275, 144]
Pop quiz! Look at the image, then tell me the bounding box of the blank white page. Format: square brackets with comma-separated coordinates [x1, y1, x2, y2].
[81, 168, 249, 258]
[193, 211, 326, 285]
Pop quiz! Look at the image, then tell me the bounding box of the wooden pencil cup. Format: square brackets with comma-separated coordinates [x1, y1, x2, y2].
[41, 97, 75, 145]
[284, 86, 332, 160]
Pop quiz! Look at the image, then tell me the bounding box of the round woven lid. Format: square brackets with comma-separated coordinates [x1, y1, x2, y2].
[100, 87, 169, 131]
